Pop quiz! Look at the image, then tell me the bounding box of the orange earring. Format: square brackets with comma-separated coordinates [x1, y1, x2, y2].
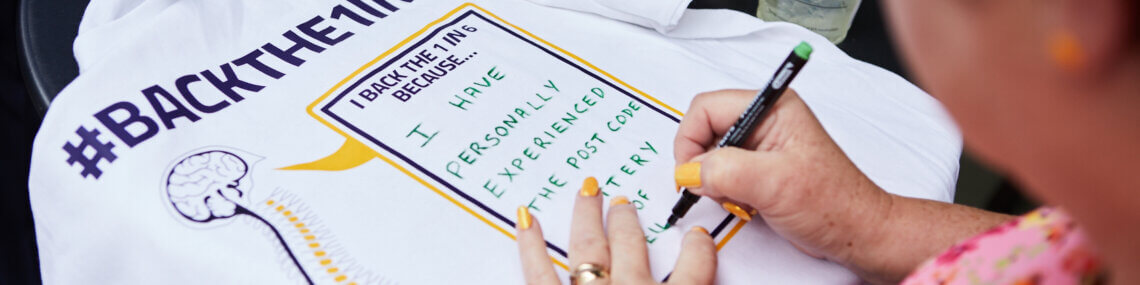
[1048, 30, 1086, 71]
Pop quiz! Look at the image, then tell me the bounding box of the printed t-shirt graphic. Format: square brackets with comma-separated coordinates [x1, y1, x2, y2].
[297, 4, 743, 277]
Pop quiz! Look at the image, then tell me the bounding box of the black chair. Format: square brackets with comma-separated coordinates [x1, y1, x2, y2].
[18, 0, 89, 115]
[10, 0, 89, 284]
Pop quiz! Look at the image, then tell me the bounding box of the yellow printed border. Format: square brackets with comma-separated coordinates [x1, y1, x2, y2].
[303, 2, 747, 271]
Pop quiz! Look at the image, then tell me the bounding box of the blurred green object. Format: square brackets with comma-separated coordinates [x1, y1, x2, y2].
[756, 0, 863, 44]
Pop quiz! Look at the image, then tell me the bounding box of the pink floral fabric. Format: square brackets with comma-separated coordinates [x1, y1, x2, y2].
[902, 207, 1104, 285]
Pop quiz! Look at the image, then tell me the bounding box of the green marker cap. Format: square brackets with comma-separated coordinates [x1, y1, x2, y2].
[794, 41, 813, 60]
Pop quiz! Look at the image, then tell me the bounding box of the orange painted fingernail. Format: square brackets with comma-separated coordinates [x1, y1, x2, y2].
[676, 184, 682, 193]
[722, 202, 752, 222]
[691, 226, 709, 235]
[675, 162, 702, 188]
[517, 206, 532, 230]
[610, 196, 630, 206]
[580, 177, 599, 197]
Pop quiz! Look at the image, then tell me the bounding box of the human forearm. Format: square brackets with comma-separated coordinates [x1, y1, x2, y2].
[844, 192, 1012, 284]
[671, 89, 1012, 284]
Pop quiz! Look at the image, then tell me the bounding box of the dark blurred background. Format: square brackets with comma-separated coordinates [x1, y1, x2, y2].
[0, 0, 1033, 284]
[3, 0, 45, 284]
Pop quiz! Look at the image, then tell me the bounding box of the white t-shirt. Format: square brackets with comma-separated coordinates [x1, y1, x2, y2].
[29, 0, 961, 284]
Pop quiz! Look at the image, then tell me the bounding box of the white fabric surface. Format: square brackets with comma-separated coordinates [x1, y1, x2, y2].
[29, 0, 961, 284]
[523, 0, 691, 34]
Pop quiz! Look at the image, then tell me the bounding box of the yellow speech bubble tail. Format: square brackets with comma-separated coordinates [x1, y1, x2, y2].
[279, 139, 380, 171]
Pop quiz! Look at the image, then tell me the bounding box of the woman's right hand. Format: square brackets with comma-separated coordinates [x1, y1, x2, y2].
[673, 89, 897, 280]
[674, 89, 1011, 284]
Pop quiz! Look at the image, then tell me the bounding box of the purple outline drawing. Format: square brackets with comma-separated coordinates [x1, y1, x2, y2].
[165, 150, 314, 284]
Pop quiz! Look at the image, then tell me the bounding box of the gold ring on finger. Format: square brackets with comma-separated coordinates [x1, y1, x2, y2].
[570, 263, 609, 285]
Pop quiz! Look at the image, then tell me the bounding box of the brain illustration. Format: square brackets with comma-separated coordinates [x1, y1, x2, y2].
[165, 151, 251, 222]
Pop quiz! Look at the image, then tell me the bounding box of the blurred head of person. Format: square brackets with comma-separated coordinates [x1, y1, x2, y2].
[881, 0, 1139, 276]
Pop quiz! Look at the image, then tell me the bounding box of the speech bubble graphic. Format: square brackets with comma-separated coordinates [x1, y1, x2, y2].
[281, 4, 747, 277]
[280, 138, 379, 171]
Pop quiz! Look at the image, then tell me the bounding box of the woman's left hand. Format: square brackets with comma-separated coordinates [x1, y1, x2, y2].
[516, 177, 719, 284]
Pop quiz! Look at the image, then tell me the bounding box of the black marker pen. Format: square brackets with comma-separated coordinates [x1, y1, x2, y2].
[665, 41, 813, 227]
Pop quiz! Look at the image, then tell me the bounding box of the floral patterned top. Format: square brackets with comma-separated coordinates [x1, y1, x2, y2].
[902, 207, 1105, 285]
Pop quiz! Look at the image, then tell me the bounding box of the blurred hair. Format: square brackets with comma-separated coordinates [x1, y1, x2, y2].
[1133, 1, 1139, 45]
